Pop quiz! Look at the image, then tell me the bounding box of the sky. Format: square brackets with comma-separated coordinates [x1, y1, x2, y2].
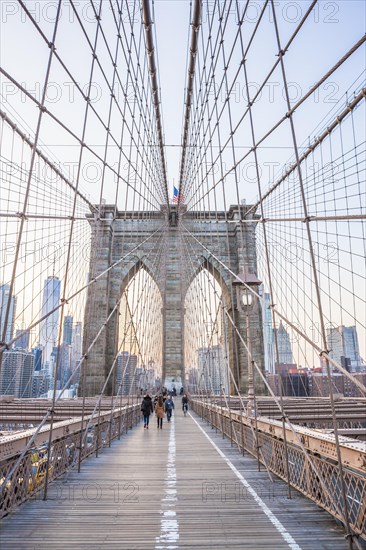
[0, 0, 365, 370]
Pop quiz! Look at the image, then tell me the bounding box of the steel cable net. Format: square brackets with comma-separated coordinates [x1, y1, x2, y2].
[0, 0, 167, 394]
[0, 0, 365, 542]
[178, 0, 365, 399]
[0, 0, 167, 509]
[178, 1, 366, 544]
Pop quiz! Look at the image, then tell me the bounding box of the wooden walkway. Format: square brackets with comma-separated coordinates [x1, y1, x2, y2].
[0, 407, 359, 549]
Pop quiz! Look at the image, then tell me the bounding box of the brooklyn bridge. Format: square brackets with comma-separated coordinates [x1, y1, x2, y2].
[0, 0, 365, 548]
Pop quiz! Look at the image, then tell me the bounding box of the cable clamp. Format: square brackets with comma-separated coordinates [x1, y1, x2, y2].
[60, 298, 68, 304]
[16, 212, 27, 220]
[0, 342, 9, 350]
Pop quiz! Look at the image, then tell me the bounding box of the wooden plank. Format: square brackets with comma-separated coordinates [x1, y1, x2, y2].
[0, 408, 360, 549]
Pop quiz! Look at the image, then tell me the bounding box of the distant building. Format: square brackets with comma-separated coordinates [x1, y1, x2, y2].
[39, 276, 61, 370]
[32, 346, 43, 371]
[0, 350, 34, 398]
[197, 345, 229, 394]
[116, 352, 138, 395]
[273, 321, 294, 365]
[281, 373, 309, 397]
[327, 325, 362, 372]
[261, 291, 275, 374]
[71, 321, 82, 380]
[63, 315, 73, 345]
[57, 342, 72, 388]
[310, 372, 345, 398]
[0, 283, 16, 344]
[266, 371, 309, 397]
[187, 368, 199, 392]
[32, 370, 50, 398]
[14, 328, 30, 350]
[267, 370, 366, 398]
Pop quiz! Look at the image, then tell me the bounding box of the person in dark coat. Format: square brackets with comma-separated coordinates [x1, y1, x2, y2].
[182, 394, 189, 415]
[141, 393, 154, 429]
[165, 395, 175, 422]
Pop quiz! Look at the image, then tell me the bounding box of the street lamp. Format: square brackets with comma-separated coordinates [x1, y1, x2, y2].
[233, 272, 262, 415]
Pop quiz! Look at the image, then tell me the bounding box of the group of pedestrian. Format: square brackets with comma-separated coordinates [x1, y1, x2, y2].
[140, 389, 189, 429]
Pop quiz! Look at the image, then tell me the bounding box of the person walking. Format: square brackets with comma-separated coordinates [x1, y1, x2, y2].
[155, 395, 165, 429]
[141, 393, 153, 429]
[165, 394, 175, 422]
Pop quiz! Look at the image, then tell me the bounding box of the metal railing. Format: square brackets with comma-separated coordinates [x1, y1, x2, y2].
[0, 403, 140, 517]
[192, 399, 366, 541]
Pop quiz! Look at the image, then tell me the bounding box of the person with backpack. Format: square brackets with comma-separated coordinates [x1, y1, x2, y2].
[165, 394, 175, 422]
[141, 392, 154, 429]
[155, 394, 165, 429]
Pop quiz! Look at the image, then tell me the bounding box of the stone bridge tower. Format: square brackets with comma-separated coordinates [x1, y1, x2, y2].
[81, 204, 264, 396]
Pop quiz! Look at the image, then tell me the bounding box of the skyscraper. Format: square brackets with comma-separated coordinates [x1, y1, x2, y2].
[0, 349, 34, 398]
[0, 283, 16, 344]
[71, 321, 82, 370]
[273, 321, 294, 365]
[261, 290, 275, 373]
[327, 325, 362, 372]
[15, 328, 30, 350]
[32, 346, 43, 371]
[63, 315, 73, 345]
[39, 276, 61, 371]
[116, 352, 138, 395]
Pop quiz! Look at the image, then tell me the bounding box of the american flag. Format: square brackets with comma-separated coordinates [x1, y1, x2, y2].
[172, 186, 179, 203]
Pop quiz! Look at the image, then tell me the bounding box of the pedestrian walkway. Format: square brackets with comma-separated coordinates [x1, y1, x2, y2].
[0, 406, 354, 549]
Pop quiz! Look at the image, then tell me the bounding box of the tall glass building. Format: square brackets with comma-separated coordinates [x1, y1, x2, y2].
[327, 325, 362, 372]
[0, 283, 16, 344]
[39, 276, 61, 372]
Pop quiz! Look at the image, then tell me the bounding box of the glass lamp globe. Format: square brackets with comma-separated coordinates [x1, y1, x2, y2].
[241, 290, 253, 307]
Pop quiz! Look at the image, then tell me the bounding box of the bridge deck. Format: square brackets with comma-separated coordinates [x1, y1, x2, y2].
[0, 409, 355, 549]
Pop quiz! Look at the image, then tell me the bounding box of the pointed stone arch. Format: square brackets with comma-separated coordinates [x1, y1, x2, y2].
[82, 205, 265, 396]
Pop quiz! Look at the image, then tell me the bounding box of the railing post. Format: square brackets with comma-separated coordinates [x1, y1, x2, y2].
[229, 409, 233, 447]
[95, 405, 101, 458]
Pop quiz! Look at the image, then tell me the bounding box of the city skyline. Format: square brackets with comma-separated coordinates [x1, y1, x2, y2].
[1, 273, 365, 400]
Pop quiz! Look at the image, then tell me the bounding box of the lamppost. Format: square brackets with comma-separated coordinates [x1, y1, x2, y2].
[233, 272, 262, 416]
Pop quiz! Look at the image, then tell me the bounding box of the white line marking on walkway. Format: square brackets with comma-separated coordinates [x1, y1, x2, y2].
[189, 413, 302, 550]
[155, 415, 179, 550]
